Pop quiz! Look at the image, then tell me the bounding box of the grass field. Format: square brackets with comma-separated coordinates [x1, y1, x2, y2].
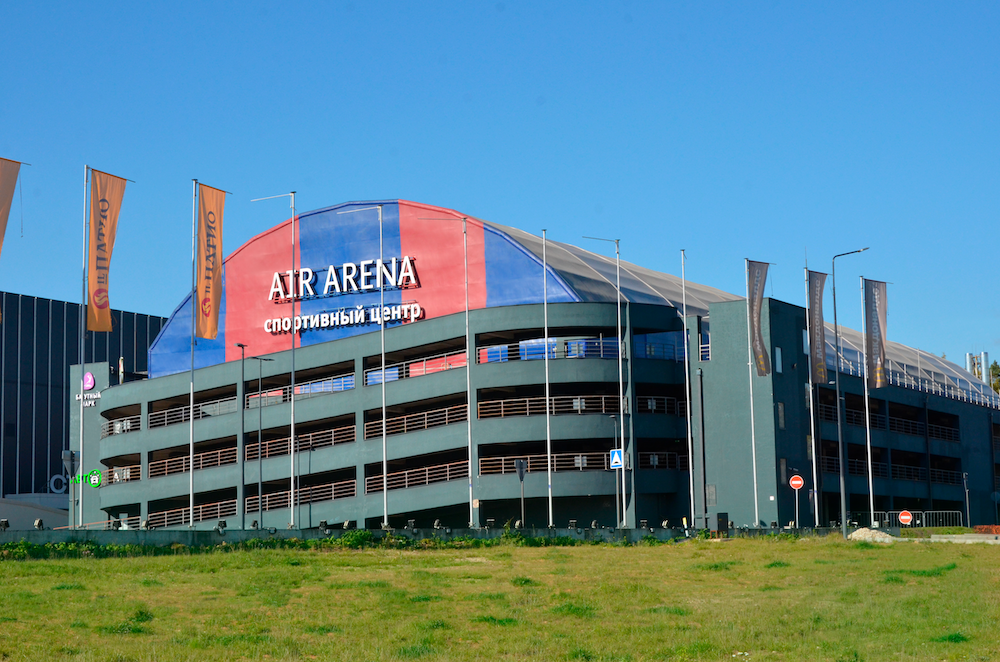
[1, 535, 998, 661]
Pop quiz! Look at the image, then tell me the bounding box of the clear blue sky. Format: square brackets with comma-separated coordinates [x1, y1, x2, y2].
[1, 2, 996, 366]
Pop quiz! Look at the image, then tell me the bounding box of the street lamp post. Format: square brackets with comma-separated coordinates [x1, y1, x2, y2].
[832, 247, 869, 538]
[249, 356, 273, 519]
[252, 192, 297, 528]
[610, 414, 619, 528]
[236, 343, 247, 530]
[584, 236, 627, 528]
[963, 471, 970, 527]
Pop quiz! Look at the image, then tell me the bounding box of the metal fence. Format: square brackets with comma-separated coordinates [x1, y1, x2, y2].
[480, 452, 609, 475]
[635, 396, 686, 417]
[101, 464, 141, 486]
[245, 424, 356, 461]
[817, 403, 958, 441]
[149, 396, 238, 428]
[365, 350, 467, 385]
[148, 447, 237, 478]
[478, 394, 619, 419]
[864, 510, 964, 528]
[366, 460, 468, 493]
[245, 373, 355, 409]
[820, 456, 963, 485]
[245, 479, 356, 513]
[146, 499, 238, 528]
[477, 338, 621, 364]
[364, 404, 467, 439]
[100, 414, 141, 438]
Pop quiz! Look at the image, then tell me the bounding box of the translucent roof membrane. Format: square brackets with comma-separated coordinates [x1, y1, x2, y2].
[482, 221, 996, 408]
[826, 324, 999, 408]
[482, 221, 743, 316]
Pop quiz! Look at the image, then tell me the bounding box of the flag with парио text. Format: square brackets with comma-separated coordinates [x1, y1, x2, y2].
[196, 183, 225, 339]
[87, 169, 127, 332]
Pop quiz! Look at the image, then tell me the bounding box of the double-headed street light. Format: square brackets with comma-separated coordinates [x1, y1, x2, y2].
[584, 236, 627, 528]
[248, 355, 274, 519]
[832, 247, 869, 539]
[236, 343, 248, 530]
[251, 192, 297, 528]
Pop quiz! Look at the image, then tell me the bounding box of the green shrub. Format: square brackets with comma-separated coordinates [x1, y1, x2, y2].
[337, 529, 374, 549]
[931, 632, 969, 643]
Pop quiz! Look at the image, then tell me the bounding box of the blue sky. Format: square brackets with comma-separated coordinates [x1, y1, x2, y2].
[1, 2, 997, 367]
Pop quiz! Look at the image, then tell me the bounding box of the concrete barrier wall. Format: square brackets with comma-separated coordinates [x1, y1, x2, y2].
[0, 526, 688, 548]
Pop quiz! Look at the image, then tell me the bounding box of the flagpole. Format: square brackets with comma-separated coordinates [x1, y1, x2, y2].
[543, 230, 553, 528]
[378, 204, 388, 529]
[682, 250, 695, 527]
[464, 217, 475, 529]
[861, 277, 876, 527]
[189, 180, 197, 528]
[745, 259, 760, 527]
[805, 267, 821, 528]
[290, 192, 297, 529]
[78, 165, 89, 529]
[614, 242, 625, 528]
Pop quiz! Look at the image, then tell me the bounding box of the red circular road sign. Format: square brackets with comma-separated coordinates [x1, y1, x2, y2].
[898, 510, 913, 526]
[789, 474, 804, 490]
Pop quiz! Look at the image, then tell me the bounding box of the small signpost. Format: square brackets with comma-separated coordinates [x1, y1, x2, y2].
[898, 509, 913, 526]
[789, 474, 804, 529]
[514, 459, 527, 527]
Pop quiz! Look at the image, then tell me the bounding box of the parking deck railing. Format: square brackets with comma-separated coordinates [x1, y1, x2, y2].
[100, 464, 142, 486]
[635, 396, 686, 417]
[147, 499, 237, 528]
[148, 448, 237, 478]
[245, 424, 356, 461]
[364, 350, 467, 385]
[100, 415, 141, 438]
[246, 373, 355, 408]
[478, 394, 619, 419]
[364, 404, 467, 439]
[245, 479, 356, 513]
[366, 460, 468, 493]
[149, 396, 238, 428]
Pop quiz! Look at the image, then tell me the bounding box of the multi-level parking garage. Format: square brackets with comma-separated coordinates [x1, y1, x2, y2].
[68, 200, 1000, 530]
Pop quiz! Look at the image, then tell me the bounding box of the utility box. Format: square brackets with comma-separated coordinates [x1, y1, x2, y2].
[716, 512, 729, 532]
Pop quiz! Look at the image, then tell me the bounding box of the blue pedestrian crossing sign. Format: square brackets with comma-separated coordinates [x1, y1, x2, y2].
[609, 449, 624, 469]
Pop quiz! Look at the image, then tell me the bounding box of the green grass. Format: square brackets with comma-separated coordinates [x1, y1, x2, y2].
[899, 526, 974, 538]
[931, 632, 970, 643]
[1, 537, 999, 660]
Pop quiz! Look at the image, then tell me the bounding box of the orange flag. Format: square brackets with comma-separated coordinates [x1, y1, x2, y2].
[0, 158, 20, 263]
[87, 169, 127, 332]
[196, 183, 225, 339]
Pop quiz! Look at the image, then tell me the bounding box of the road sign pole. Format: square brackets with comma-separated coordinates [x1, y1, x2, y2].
[788, 474, 804, 530]
[515, 459, 527, 527]
[795, 488, 799, 530]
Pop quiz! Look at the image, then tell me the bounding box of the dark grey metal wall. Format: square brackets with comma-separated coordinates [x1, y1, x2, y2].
[0, 291, 166, 499]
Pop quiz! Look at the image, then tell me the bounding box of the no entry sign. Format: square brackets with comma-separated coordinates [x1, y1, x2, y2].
[789, 474, 804, 529]
[898, 510, 913, 526]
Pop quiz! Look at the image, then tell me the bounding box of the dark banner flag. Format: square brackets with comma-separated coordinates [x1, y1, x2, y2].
[87, 169, 127, 332]
[807, 270, 828, 385]
[196, 183, 225, 339]
[748, 260, 771, 376]
[0, 158, 20, 264]
[864, 278, 888, 389]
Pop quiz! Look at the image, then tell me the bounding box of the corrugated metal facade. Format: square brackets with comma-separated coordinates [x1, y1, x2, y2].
[0, 292, 165, 500]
